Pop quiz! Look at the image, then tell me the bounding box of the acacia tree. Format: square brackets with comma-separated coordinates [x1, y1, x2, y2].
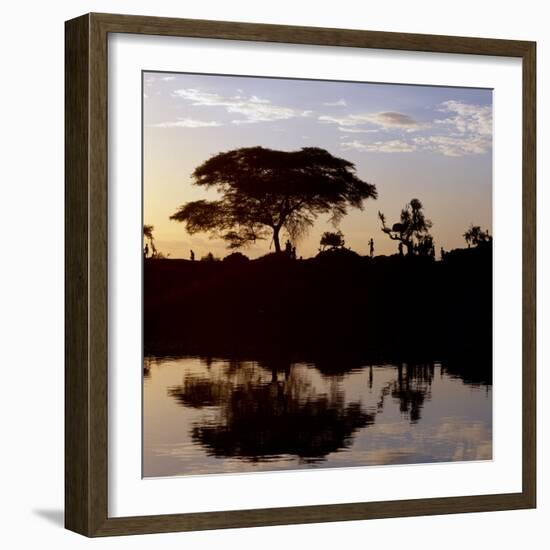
[378, 198, 433, 256]
[320, 230, 345, 251]
[170, 147, 377, 253]
[463, 225, 492, 247]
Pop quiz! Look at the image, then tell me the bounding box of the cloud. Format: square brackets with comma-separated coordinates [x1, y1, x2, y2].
[413, 135, 491, 157]
[435, 100, 492, 136]
[338, 127, 379, 134]
[323, 99, 347, 107]
[319, 110, 425, 134]
[411, 101, 493, 156]
[318, 115, 355, 126]
[150, 118, 223, 128]
[342, 134, 490, 157]
[172, 88, 309, 124]
[341, 139, 417, 153]
[364, 111, 423, 129]
[145, 74, 177, 84]
[339, 102, 492, 157]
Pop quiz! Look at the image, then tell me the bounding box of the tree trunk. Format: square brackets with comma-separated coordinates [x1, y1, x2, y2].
[272, 227, 281, 253]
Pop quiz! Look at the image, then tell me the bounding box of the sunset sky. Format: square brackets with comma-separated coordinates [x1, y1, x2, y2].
[143, 72, 492, 259]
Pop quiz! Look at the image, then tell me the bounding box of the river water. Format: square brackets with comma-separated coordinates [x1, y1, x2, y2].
[143, 356, 492, 477]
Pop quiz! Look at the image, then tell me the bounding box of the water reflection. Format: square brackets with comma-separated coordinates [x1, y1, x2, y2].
[391, 363, 433, 423]
[143, 356, 492, 477]
[169, 362, 374, 463]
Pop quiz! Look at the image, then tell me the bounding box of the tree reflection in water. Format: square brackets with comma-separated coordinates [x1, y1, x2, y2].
[167, 359, 438, 463]
[391, 363, 434, 423]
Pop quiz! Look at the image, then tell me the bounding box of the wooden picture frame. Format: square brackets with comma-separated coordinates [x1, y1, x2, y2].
[65, 12, 536, 537]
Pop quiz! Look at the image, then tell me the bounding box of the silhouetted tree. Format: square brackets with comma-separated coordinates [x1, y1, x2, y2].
[143, 224, 157, 257]
[320, 230, 345, 251]
[463, 225, 492, 248]
[170, 147, 377, 253]
[201, 252, 219, 262]
[415, 234, 435, 258]
[143, 224, 154, 241]
[378, 198, 433, 256]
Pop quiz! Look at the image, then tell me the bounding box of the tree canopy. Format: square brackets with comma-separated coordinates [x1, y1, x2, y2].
[320, 230, 346, 251]
[143, 224, 154, 241]
[463, 225, 492, 247]
[170, 146, 377, 253]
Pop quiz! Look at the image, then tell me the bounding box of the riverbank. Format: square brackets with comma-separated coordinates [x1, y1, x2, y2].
[144, 245, 492, 381]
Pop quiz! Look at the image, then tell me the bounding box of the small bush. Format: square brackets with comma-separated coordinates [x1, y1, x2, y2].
[200, 252, 219, 262]
[223, 251, 250, 263]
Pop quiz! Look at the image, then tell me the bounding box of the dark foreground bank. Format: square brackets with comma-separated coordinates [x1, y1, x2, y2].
[144, 245, 492, 383]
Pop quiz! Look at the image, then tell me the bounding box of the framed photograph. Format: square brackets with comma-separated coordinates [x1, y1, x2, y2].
[65, 13, 536, 537]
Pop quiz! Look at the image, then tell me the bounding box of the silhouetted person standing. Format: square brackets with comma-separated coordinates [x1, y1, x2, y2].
[368, 238, 374, 258]
[190, 249, 195, 261]
[398, 242, 404, 256]
[144, 243, 149, 258]
[440, 247, 445, 260]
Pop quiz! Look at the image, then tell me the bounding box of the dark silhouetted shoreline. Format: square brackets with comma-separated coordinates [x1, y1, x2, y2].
[144, 245, 492, 384]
